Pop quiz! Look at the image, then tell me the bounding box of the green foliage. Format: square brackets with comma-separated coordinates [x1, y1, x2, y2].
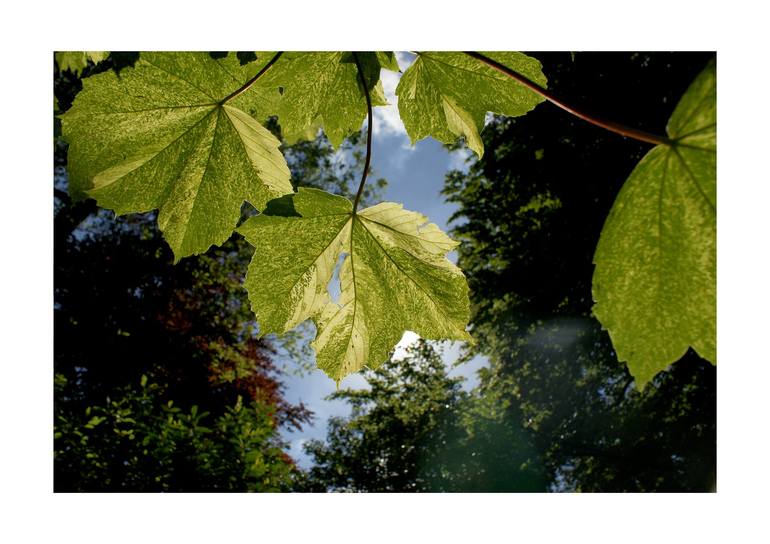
[302, 341, 547, 492]
[61, 52, 292, 260]
[55, 51, 109, 75]
[396, 52, 547, 157]
[238, 188, 471, 381]
[55, 374, 295, 492]
[303, 341, 466, 491]
[592, 60, 716, 387]
[52, 195, 311, 491]
[257, 52, 394, 146]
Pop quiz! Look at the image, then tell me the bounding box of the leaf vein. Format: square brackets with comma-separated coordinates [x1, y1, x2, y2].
[140, 56, 219, 101]
[671, 147, 716, 214]
[357, 217, 456, 326]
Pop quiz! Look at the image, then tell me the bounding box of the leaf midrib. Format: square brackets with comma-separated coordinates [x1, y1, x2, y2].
[175, 108, 222, 254]
[221, 106, 289, 192]
[359, 215, 456, 258]
[90, 106, 217, 197]
[670, 146, 716, 214]
[422, 52, 540, 90]
[329, 214, 464, 376]
[141, 56, 219, 102]
[355, 216, 459, 328]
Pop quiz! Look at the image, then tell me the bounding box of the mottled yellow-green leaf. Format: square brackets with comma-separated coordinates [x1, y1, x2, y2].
[282, 116, 322, 146]
[238, 188, 471, 382]
[592, 59, 716, 388]
[237, 189, 352, 335]
[255, 52, 392, 146]
[62, 52, 290, 260]
[396, 52, 547, 157]
[375, 52, 401, 73]
[55, 51, 109, 75]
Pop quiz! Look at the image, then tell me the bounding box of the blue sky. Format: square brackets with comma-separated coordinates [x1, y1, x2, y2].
[278, 52, 488, 469]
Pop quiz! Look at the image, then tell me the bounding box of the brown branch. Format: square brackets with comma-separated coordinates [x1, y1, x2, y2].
[463, 51, 671, 147]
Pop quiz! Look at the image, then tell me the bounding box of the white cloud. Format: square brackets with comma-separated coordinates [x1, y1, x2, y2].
[447, 146, 474, 172]
[391, 330, 421, 361]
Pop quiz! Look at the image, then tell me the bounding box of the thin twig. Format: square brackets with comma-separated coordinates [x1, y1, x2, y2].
[220, 52, 283, 105]
[462, 51, 671, 146]
[352, 52, 373, 213]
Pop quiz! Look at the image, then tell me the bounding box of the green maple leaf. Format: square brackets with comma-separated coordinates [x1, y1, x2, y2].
[396, 52, 547, 157]
[55, 51, 109, 76]
[592, 59, 716, 388]
[238, 188, 471, 382]
[375, 52, 401, 72]
[257, 52, 396, 146]
[62, 52, 291, 260]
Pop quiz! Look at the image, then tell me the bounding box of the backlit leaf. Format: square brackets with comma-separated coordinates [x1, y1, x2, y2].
[256, 52, 394, 146]
[238, 188, 471, 382]
[592, 59, 716, 388]
[62, 52, 291, 260]
[375, 52, 401, 73]
[396, 52, 547, 157]
[55, 51, 109, 76]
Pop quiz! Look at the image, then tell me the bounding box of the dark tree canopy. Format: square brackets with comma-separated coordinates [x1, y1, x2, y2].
[53, 187, 316, 490]
[442, 52, 716, 491]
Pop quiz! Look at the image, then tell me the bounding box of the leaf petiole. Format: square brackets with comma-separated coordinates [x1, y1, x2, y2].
[219, 51, 284, 105]
[463, 51, 671, 147]
[351, 52, 373, 213]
